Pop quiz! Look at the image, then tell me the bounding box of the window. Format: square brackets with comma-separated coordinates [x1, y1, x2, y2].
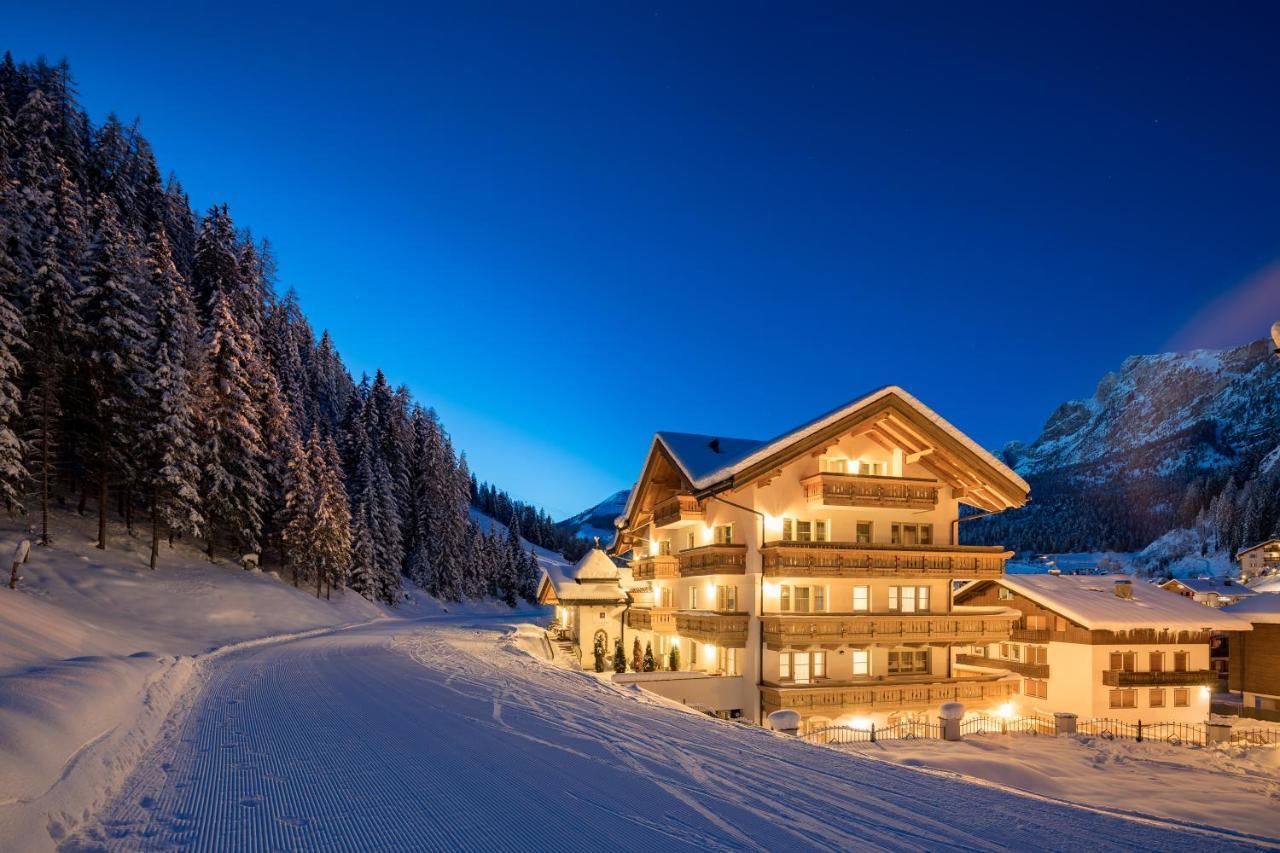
[716, 585, 737, 611]
[1173, 651, 1189, 672]
[657, 540, 671, 556]
[858, 460, 884, 476]
[1109, 652, 1136, 672]
[851, 649, 870, 676]
[780, 651, 827, 685]
[714, 525, 733, 545]
[1026, 614, 1047, 630]
[660, 587, 673, 608]
[821, 457, 848, 474]
[1148, 651, 1164, 672]
[855, 521, 873, 544]
[689, 587, 699, 610]
[887, 649, 929, 674]
[1054, 615, 1069, 632]
[1028, 645, 1048, 665]
[998, 587, 1014, 601]
[1149, 688, 1165, 708]
[717, 647, 739, 676]
[1024, 679, 1047, 699]
[779, 585, 829, 613]
[782, 518, 792, 541]
[796, 520, 811, 542]
[686, 531, 695, 550]
[891, 523, 933, 546]
[814, 520, 828, 542]
[889, 586, 930, 613]
[1109, 689, 1137, 709]
[1173, 688, 1190, 707]
[852, 585, 870, 612]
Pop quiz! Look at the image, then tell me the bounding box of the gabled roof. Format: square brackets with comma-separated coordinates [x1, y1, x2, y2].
[963, 574, 1254, 631]
[1223, 592, 1280, 624]
[538, 547, 626, 604]
[1237, 539, 1280, 557]
[1160, 577, 1257, 596]
[619, 386, 1031, 533]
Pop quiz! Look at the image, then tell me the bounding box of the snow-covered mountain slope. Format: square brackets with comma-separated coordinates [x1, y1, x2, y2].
[970, 337, 1280, 554]
[1004, 339, 1280, 479]
[557, 489, 629, 545]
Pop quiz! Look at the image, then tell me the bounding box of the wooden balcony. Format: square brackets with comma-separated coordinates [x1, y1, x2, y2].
[676, 611, 749, 645]
[760, 542, 1007, 579]
[627, 607, 678, 634]
[955, 653, 1049, 679]
[631, 554, 679, 581]
[652, 494, 704, 529]
[1010, 627, 1051, 642]
[761, 673, 1015, 716]
[762, 612, 1017, 649]
[1102, 669, 1217, 687]
[801, 472, 940, 510]
[678, 544, 748, 577]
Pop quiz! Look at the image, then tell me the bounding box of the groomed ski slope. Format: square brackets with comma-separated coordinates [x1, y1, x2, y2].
[67, 619, 1273, 852]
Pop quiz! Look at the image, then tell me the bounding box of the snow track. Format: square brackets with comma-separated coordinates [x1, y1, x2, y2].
[66, 620, 1269, 852]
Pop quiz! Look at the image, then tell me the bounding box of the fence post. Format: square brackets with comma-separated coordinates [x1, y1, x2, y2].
[1205, 722, 1231, 746]
[939, 702, 964, 741]
[1136, 719, 1143, 743]
[1054, 712, 1077, 736]
[870, 723, 877, 744]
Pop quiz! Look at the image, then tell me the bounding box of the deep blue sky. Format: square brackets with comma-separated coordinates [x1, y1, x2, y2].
[8, 3, 1280, 517]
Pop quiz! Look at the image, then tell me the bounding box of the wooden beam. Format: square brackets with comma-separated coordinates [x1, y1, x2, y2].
[905, 448, 935, 464]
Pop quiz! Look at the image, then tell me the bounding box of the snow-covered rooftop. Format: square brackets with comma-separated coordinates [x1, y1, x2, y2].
[1235, 538, 1280, 557]
[1223, 592, 1280, 624]
[541, 547, 626, 603]
[573, 547, 620, 581]
[1162, 577, 1257, 596]
[992, 574, 1254, 631]
[1249, 574, 1280, 593]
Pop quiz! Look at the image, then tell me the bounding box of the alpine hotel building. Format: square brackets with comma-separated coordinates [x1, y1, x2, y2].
[606, 387, 1031, 728]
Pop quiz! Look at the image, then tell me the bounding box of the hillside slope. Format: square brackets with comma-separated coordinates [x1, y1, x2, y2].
[557, 490, 629, 545]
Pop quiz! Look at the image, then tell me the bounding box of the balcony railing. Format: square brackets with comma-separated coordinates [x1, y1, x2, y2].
[631, 554, 679, 581]
[955, 652, 1049, 679]
[762, 613, 1017, 647]
[760, 542, 1007, 579]
[678, 544, 748, 577]
[801, 472, 940, 510]
[761, 674, 1015, 716]
[627, 607, 678, 633]
[652, 494, 704, 529]
[1101, 669, 1217, 687]
[1010, 628, 1052, 642]
[676, 611, 749, 645]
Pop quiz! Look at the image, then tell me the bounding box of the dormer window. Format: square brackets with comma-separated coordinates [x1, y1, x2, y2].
[821, 457, 848, 474]
[858, 460, 884, 476]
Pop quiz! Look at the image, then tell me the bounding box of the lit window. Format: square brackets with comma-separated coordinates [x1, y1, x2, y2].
[780, 585, 791, 611]
[796, 521, 812, 542]
[852, 586, 870, 612]
[689, 587, 698, 610]
[858, 460, 884, 476]
[778, 653, 791, 680]
[887, 649, 929, 674]
[889, 586, 929, 613]
[822, 458, 848, 474]
[998, 587, 1014, 601]
[814, 520, 828, 542]
[716, 585, 737, 611]
[782, 518, 793, 541]
[856, 521, 873, 544]
[851, 649, 869, 676]
[891, 523, 933, 546]
[714, 525, 733, 545]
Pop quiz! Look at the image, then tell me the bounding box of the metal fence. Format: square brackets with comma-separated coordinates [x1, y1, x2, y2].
[803, 718, 941, 745]
[960, 713, 1055, 736]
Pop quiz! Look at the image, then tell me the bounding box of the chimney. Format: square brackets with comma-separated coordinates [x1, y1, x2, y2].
[1113, 579, 1133, 599]
[708, 438, 721, 454]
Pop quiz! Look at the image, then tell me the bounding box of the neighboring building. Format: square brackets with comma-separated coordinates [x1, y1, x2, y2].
[1158, 576, 1257, 608]
[1224, 593, 1280, 721]
[1237, 539, 1280, 580]
[604, 386, 1031, 729]
[537, 546, 632, 667]
[954, 575, 1253, 723]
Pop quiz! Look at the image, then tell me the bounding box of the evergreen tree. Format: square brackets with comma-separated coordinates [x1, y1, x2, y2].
[631, 637, 642, 672]
[592, 633, 606, 673]
[668, 647, 680, 671]
[612, 638, 627, 673]
[642, 642, 655, 672]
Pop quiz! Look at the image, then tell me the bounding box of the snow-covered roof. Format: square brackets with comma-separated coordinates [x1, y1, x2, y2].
[1161, 577, 1257, 596]
[623, 385, 1029, 521]
[986, 574, 1254, 631]
[540, 547, 626, 603]
[1249, 574, 1280, 593]
[1223, 593, 1280, 624]
[1236, 539, 1280, 557]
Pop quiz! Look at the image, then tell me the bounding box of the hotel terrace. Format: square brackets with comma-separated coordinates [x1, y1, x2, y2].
[563, 386, 1032, 729]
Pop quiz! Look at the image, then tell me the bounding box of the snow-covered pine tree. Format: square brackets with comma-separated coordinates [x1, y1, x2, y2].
[139, 228, 202, 568]
[198, 285, 267, 560]
[612, 638, 626, 674]
[279, 430, 315, 587]
[0, 220, 26, 514]
[348, 504, 378, 602]
[631, 637, 642, 672]
[75, 195, 148, 549]
[313, 433, 352, 597]
[642, 642, 655, 672]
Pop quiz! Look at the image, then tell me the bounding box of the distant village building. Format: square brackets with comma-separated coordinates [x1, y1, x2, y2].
[547, 386, 1032, 729]
[1158, 576, 1257, 608]
[1237, 539, 1280, 580]
[1224, 593, 1280, 721]
[953, 575, 1252, 723]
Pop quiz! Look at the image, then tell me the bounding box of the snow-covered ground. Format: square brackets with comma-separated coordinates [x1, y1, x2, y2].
[838, 732, 1280, 841]
[0, 510, 546, 851]
[61, 619, 1274, 852]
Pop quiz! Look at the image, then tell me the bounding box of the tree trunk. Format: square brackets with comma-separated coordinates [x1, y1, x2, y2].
[124, 487, 133, 533]
[97, 457, 108, 550]
[38, 400, 51, 546]
[77, 481, 86, 516]
[315, 565, 322, 599]
[149, 493, 160, 571]
[206, 533, 215, 562]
